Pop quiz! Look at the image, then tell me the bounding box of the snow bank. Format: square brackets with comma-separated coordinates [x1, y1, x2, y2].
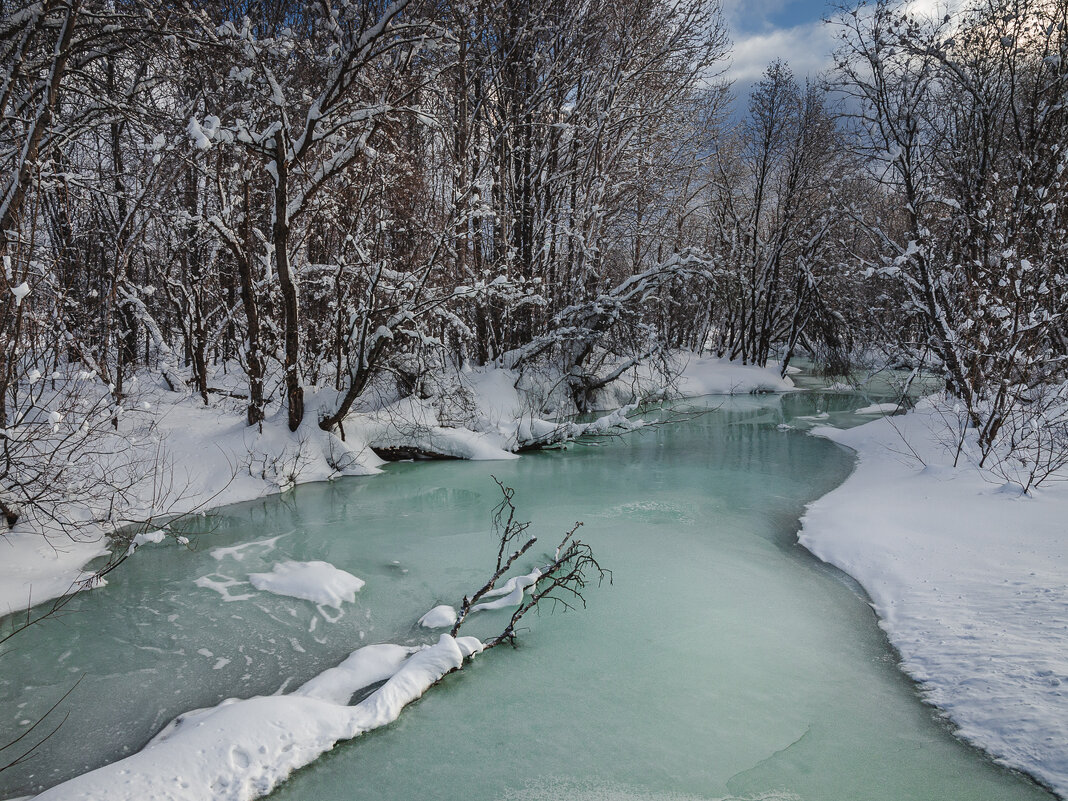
[0, 532, 108, 616]
[347, 351, 791, 461]
[588, 352, 794, 410]
[672, 355, 795, 397]
[153, 398, 384, 504]
[346, 366, 643, 459]
[248, 560, 365, 607]
[32, 635, 481, 801]
[800, 399, 1068, 796]
[348, 394, 520, 460]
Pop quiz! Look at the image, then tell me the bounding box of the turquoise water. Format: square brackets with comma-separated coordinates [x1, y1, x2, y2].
[0, 391, 1054, 800]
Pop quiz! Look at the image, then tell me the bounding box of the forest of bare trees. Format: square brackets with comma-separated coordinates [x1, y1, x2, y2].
[1, 0, 1067, 529]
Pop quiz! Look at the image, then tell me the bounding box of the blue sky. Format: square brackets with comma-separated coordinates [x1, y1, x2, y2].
[730, 0, 829, 31]
[720, 0, 839, 95]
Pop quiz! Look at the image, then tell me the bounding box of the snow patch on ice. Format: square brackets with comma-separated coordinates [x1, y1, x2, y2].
[211, 535, 285, 562]
[853, 402, 901, 415]
[248, 560, 365, 608]
[418, 604, 458, 629]
[194, 573, 256, 603]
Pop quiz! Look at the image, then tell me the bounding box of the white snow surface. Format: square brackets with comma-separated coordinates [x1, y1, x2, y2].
[32, 635, 483, 801]
[10, 281, 30, 306]
[248, 560, 365, 607]
[417, 604, 458, 629]
[470, 567, 541, 611]
[853, 402, 902, 415]
[0, 533, 108, 616]
[126, 529, 166, 555]
[671, 355, 795, 398]
[801, 398, 1068, 796]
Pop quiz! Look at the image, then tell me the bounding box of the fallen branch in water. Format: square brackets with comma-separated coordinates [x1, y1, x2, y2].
[449, 476, 609, 650]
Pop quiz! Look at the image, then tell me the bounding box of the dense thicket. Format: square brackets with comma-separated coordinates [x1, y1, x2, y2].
[1, 0, 1067, 529]
[834, 0, 1068, 469]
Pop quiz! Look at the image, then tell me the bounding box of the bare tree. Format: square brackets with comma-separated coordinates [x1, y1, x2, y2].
[832, 0, 1068, 458]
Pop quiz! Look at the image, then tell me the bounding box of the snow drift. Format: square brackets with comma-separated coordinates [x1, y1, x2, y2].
[32, 636, 484, 801]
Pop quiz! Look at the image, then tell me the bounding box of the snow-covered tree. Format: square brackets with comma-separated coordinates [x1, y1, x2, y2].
[834, 0, 1068, 456]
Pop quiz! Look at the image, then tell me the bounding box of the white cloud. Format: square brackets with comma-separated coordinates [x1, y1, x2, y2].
[718, 0, 965, 103]
[725, 20, 838, 86]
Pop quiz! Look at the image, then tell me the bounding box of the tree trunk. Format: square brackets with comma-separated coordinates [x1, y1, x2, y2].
[273, 137, 304, 431]
[238, 182, 265, 427]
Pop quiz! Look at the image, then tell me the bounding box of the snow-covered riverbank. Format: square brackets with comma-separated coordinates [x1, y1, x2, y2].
[801, 399, 1068, 797]
[0, 354, 793, 617]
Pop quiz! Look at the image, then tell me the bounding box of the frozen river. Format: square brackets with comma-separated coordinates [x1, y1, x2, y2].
[0, 390, 1054, 800]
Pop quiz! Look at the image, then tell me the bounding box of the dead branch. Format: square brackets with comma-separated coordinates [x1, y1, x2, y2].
[449, 479, 609, 649]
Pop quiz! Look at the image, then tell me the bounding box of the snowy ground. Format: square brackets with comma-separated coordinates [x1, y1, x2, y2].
[800, 399, 1068, 797]
[0, 352, 793, 617]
